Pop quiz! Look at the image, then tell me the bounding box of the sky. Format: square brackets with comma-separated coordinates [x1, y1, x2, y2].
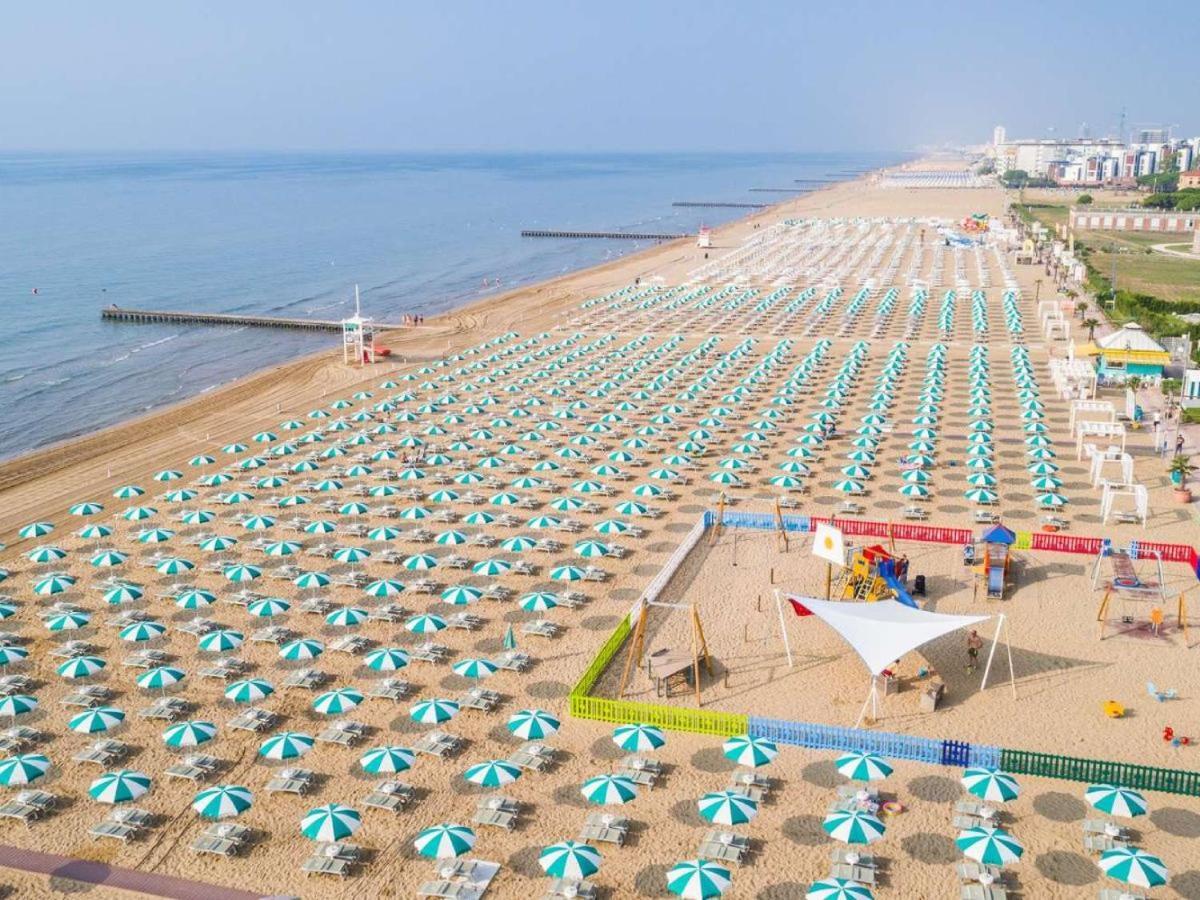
[2, 1, 1197, 153]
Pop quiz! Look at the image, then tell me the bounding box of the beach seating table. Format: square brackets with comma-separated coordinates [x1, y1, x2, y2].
[366, 679, 411, 701]
[267, 768, 314, 794]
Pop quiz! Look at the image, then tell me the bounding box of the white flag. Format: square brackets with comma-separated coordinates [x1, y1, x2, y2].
[813, 522, 846, 567]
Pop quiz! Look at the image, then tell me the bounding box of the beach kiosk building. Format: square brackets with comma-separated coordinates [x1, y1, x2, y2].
[1079, 323, 1170, 383]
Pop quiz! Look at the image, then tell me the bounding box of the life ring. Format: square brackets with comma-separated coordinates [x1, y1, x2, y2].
[881, 801, 904, 817]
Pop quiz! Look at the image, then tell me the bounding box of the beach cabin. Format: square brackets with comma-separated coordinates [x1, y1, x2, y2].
[1080, 323, 1170, 384]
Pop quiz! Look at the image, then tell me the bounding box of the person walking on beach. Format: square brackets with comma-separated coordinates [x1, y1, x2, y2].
[1176, 434, 1185, 455]
[966, 630, 983, 674]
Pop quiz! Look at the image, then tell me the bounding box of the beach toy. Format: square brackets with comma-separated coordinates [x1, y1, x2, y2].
[881, 800, 904, 817]
[1103, 700, 1124, 718]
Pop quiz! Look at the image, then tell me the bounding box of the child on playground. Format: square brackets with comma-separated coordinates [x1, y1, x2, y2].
[966, 630, 983, 673]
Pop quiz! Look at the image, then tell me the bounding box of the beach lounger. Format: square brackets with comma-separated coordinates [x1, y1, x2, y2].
[330, 635, 370, 655]
[697, 840, 744, 865]
[577, 823, 624, 846]
[1098, 890, 1146, 900]
[953, 814, 989, 830]
[542, 878, 597, 900]
[90, 820, 142, 842]
[317, 721, 367, 746]
[955, 801, 998, 822]
[521, 620, 560, 638]
[410, 642, 450, 663]
[192, 835, 239, 857]
[830, 863, 875, 886]
[413, 731, 462, 758]
[829, 848, 874, 868]
[617, 767, 657, 787]
[447, 612, 484, 630]
[123, 649, 169, 668]
[74, 739, 128, 766]
[473, 807, 517, 830]
[417, 881, 481, 899]
[267, 768, 314, 795]
[0, 802, 39, 826]
[458, 688, 499, 711]
[165, 755, 220, 781]
[490, 651, 530, 671]
[363, 781, 414, 812]
[960, 886, 1006, 900]
[366, 679, 411, 701]
[368, 604, 408, 623]
[956, 862, 1005, 883]
[283, 668, 329, 690]
[1084, 834, 1130, 854]
[17, 791, 57, 812]
[315, 841, 363, 861]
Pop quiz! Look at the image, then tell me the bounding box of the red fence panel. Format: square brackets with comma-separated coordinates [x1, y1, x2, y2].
[1029, 533, 1104, 555]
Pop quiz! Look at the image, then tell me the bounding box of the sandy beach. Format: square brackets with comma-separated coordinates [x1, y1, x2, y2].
[1, 161, 1198, 900]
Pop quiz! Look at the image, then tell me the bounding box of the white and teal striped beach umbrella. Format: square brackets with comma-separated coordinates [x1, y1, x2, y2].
[0, 648, 28, 668]
[305, 520, 337, 534]
[18, 522, 54, 539]
[403, 554, 438, 571]
[248, 597, 290, 617]
[364, 648, 409, 672]
[175, 588, 216, 609]
[325, 606, 369, 628]
[501, 536, 537, 552]
[122, 505, 157, 522]
[551, 565, 584, 582]
[120, 621, 166, 642]
[181, 509, 214, 525]
[666, 859, 732, 899]
[33, 574, 76, 595]
[163, 720, 216, 748]
[520, 592, 558, 612]
[263, 540, 301, 557]
[410, 698, 460, 724]
[0, 754, 51, 786]
[414, 823, 476, 859]
[473, 558, 511, 576]
[300, 803, 361, 841]
[70, 502, 104, 517]
[364, 579, 405, 598]
[613, 723, 666, 752]
[312, 688, 363, 715]
[46, 612, 91, 632]
[360, 745, 414, 774]
[27, 546, 67, 564]
[452, 658, 497, 680]
[57, 656, 106, 680]
[405, 613, 446, 634]
[137, 666, 186, 691]
[464, 759, 521, 788]
[223, 564, 261, 583]
[259, 731, 314, 760]
[79, 524, 113, 541]
[806, 878, 874, 900]
[539, 840, 601, 880]
[697, 790, 758, 825]
[507, 709, 560, 741]
[823, 810, 886, 845]
[1098, 847, 1168, 887]
[155, 556, 194, 575]
[112, 486, 144, 500]
[1085, 784, 1148, 818]
[722, 734, 778, 768]
[294, 571, 330, 590]
[198, 535, 236, 552]
[69, 706, 123, 733]
[836, 751, 893, 782]
[199, 630, 244, 653]
[193, 785, 252, 819]
[333, 546, 371, 564]
[962, 768, 1020, 803]
[581, 774, 638, 805]
[442, 586, 482, 605]
[436, 530, 468, 546]
[225, 679, 273, 703]
[956, 826, 1023, 865]
[89, 769, 151, 803]
[279, 638, 324, 661]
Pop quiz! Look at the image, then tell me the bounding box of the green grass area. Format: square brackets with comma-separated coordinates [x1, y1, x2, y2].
[1182, 407, 1200, 425]
[1078, 231, 1200, 303]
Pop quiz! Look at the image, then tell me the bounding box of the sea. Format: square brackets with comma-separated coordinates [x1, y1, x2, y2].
[0, 150, 909, 460]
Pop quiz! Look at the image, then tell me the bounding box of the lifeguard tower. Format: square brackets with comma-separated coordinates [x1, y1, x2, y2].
[342, 285, 378, 366]
[697, 226, 712, 249]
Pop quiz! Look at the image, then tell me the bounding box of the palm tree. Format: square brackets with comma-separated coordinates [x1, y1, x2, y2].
[1082, 318, 1100, 340]
[1075, 300, 1089, 320]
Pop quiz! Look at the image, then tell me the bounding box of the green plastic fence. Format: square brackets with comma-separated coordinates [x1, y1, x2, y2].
[569, 614, 631, 698]
[1000, 748, 1200, 797]
[570, 693, 748, 736]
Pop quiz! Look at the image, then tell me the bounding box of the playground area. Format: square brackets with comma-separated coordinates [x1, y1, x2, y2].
[593, 520, 1200, 769]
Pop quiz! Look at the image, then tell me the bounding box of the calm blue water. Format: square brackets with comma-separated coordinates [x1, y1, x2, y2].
[0, 151, 907, 459]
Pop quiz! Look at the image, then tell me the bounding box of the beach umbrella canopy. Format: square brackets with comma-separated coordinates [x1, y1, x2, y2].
[89, 769, 151, 804]
[666, 859, 732, 899]
[364, 578, 405, 598]
[325, 606, 369, 628]
[452, 658, 497, 680]
[1098, 847, 1168, 888]
[163, 720, 217, 748]
[18, 521, 55, 538]
[464, 759, 522, 788]
[722, 734, 778, 768]
[137, 666, 186, 691]
[581, 774, 638, 805]
[805, 878, 874, 900]
[0, 753, 50, 786]
[120, 621, 166, 642]
[312, 688, 363, 715]
[69, 706, 124, 733]
[300, 803, 362, 841]
[193, 785, 253, 819]
[294, 571, 330, 590]
[175, 588, 216, 609]
[364, 648, 409, 672]
[46, 612, 91, 632]
[223, 564, 262, 583]
[225, 679, 274, 704]
[27, 545, 68, 564]
[836, 751, 893, 782]
[1085, 784, 1148, 818]
[34, 574, 77, 595]
[507, 709, 561, 741]
[956, 826, 1023, 865]
[280, 639, 324, 661]
[248, 597, 291, 617]
[360, 745, 415, 774]
[519, 592, 558, 613]
[70, 502, 104, 517]
[410, 698, 460, 724]
[403, 554, 437, 571]
[259, 731, 314, 760]
[405, 613, 447, 634]
[539, 841, 601, 880]
[697, 790, 758, 825]
[57, 656, 107, 680]
[198, 629, 243, 653]
[80, 524, 114, 540]
[414, 823, 476, 859]
[550, 565, 584, 582]
[823, 810, 886, 845]
[962, 768, 1020, 803]
[0, 691, 34, 717]
[613, 723, 666, 752]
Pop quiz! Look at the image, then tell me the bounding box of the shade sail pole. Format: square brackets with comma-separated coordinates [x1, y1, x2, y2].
[773, 590, 794, 668]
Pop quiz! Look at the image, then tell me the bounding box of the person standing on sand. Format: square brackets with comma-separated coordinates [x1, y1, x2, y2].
[966, 630, 983, 673]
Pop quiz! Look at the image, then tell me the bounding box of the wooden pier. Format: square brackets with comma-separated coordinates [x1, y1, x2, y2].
[519, 229, 687, 240]
[672, 201, 767, 209]
[748, 188, 812, 194]
[100, 306, 404, 332]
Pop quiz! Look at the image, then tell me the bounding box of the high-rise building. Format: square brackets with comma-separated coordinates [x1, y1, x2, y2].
[993, 125, 1006, 147]
[1137, 127, 1169, 145]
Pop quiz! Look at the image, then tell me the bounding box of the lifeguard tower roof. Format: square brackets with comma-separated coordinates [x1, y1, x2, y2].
[979, 524, 1016, 545]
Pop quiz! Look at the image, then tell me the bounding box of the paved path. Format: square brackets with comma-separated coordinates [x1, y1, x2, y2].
[1151, 241, 1200, 260]
[0, 844, 265, 899]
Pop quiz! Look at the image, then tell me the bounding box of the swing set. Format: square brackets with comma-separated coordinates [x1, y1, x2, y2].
[617, 598, 713, 706]
[1091, 542, 1186, 640]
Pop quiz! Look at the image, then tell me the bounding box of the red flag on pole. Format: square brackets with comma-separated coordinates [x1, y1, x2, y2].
[787, 597, 813, 617]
